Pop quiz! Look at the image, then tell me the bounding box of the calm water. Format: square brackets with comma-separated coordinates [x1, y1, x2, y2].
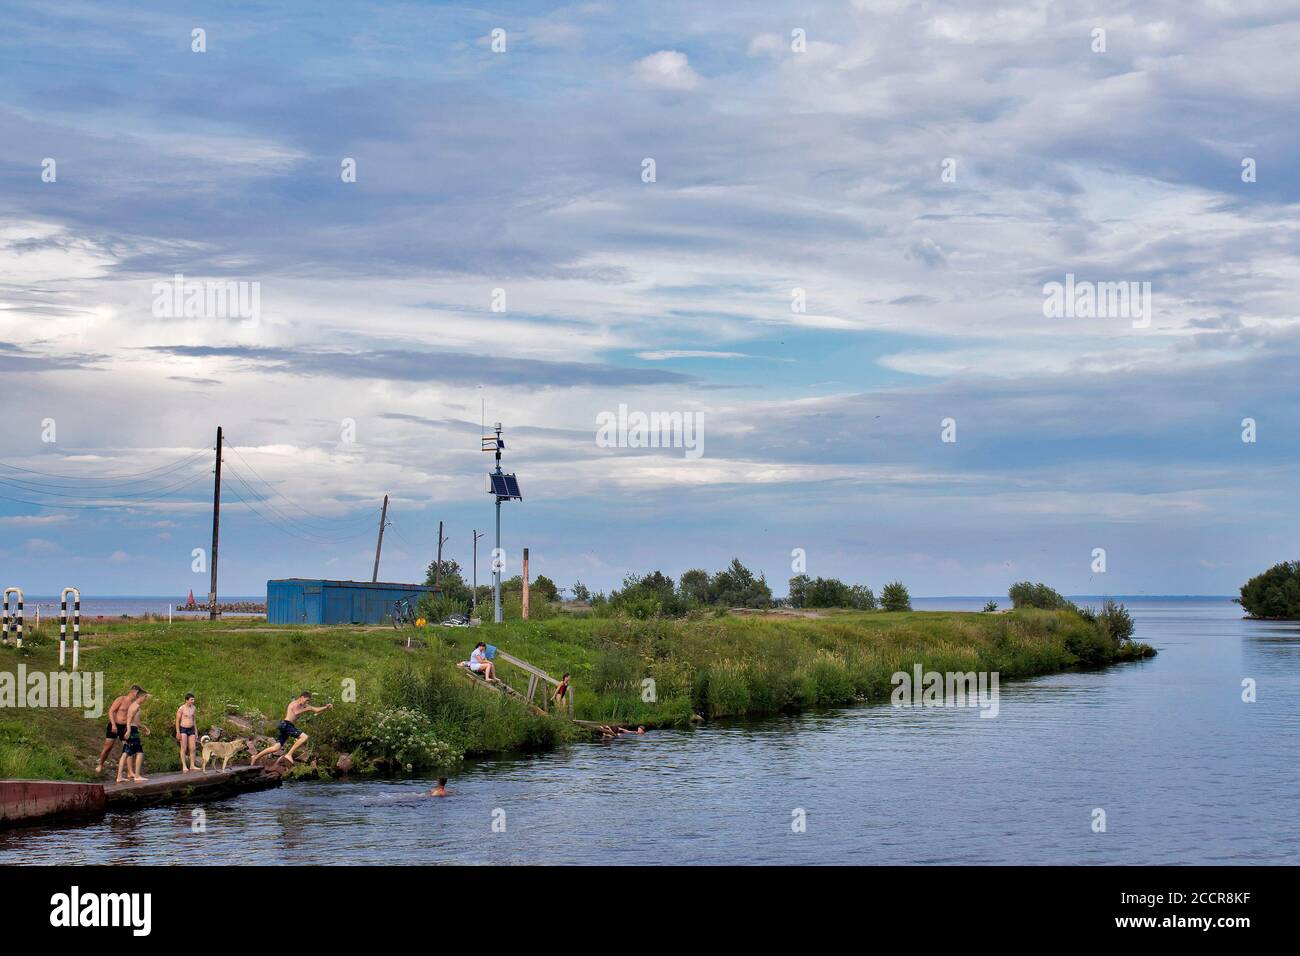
[16, 596, 264, 618]
[3, 597, 1296, 865]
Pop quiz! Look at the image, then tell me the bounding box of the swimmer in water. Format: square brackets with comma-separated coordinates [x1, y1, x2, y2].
[428, 777, 449, 797]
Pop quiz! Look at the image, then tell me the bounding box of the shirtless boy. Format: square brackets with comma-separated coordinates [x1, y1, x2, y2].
[175, 693, 199, 772]
[116, 689, 151, 783]
[95, 686, 140, 774]
[250, 691, 332, 766]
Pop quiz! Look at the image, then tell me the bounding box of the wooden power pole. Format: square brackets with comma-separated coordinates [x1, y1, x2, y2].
[434, 520, 445, 588]
[372, 494, 389, 582]
[208, 425, 222, 620]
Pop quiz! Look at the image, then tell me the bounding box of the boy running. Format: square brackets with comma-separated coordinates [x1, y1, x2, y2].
[250, 691, 332, 766]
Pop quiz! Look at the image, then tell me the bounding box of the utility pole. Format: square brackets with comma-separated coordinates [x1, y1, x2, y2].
[208, 425, 222, 620]
[372, 494, 389, 582]
[472, 529, 485, 615]
[434, 520, 449, 589]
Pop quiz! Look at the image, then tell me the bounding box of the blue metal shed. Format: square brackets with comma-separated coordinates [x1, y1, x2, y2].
[266, 579, 441, 625]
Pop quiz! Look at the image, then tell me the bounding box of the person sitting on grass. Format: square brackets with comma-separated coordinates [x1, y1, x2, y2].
[468, 642, 497, 682]
[250, 691, 333, 767]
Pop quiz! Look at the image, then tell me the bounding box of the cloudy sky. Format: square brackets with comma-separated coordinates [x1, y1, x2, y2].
[2, 0, 1298, 598]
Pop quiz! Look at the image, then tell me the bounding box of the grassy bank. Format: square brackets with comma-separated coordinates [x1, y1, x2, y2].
[0, 608, 1154, 781]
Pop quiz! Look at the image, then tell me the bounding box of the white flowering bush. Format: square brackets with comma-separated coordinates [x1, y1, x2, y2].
[362, 707, 461, 771]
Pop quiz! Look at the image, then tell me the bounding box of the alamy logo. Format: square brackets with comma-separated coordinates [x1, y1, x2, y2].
[595, 403, 704, 459]
[1042, 273, 1151, 329]
[0, 665, 103, 717]
[152, 273, 261, 327]
[891, 665, 1000, 718]
[50, 886, 151, 936]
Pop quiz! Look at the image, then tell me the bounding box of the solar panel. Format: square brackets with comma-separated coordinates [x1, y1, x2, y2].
[487, 473, 522, 500]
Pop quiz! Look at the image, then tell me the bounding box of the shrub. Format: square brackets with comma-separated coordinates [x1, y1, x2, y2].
[361, 707, 462, 771]
[880, 581, 911, 612]
[983, 601, 998, 612]
[1096, 598, 1134, 643]
[851, 585, 877, 610]
[1008, 581, 1075, 610]
[1237, 561, 1300, 619]
[420, 594, 468, 623]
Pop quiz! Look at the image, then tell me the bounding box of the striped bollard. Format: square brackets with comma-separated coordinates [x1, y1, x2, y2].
[2, 588, 22, 648]
[60, 587, 81, 669]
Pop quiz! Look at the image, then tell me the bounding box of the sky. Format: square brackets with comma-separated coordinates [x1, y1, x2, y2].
[1, 0, 1298, 598]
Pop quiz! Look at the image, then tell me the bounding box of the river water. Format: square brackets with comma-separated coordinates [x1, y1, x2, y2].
[2, 597, 1296, 865]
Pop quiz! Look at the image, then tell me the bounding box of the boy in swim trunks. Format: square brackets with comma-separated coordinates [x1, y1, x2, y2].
[175, 693, 199, 772]
[116, 688, 151, 783]
[250, 691, 332, 766]
[94, 686, 138, 773]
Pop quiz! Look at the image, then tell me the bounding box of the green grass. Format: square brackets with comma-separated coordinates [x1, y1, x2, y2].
[0, 608, 1155, 781]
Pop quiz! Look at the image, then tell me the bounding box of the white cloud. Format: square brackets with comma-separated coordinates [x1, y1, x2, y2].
[632, 50, 700, 90]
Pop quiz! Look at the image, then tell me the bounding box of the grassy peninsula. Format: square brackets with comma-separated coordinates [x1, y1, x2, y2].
[0, 606, 1154, 782]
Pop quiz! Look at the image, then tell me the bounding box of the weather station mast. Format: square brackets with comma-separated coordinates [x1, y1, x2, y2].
[482, 422, 522, 624]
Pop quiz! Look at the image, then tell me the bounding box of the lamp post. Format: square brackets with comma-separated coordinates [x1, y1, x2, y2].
[472, 529, 485, 615]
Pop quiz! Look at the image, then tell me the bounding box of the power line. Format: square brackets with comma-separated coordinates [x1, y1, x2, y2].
[0, 471, 211, 511]
[0, 449, 208, 484]
[0, 465, 211, 501]
[224, 440, 379, 525]
[223, 464, 380, 545]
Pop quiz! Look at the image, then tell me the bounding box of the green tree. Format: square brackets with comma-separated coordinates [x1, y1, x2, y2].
[710, 558, 772, 609]
[425, 558, 471, 604]
[787, 574, 811, 608]
[679, 568, 713, 605]
[1008, 581, 1075, 610]
[1237, 561, 1300, 619]
[571, 581, 592, 603]
[850, 584, 877, 610]
[531, 574, 559, 602]
[880, 581, 911, 612]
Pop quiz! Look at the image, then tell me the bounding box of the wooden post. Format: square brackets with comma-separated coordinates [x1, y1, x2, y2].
[434, 520, 444, 587]
[522, 547, 530, 620]
[372, 494, 389, 582]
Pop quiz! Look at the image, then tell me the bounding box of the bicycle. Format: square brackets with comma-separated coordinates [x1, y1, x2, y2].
[391, 598, 418, 629]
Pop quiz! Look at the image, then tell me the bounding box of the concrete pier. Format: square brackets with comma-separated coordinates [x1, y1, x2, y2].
[2, 766, 280, 827]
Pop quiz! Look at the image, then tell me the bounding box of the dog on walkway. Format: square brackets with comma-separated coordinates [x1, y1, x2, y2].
[200, 735, 248, 772]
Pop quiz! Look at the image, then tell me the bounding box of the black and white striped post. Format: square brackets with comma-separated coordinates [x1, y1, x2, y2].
[1, 587, 22, 648]
[60, 587, 81, 669]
